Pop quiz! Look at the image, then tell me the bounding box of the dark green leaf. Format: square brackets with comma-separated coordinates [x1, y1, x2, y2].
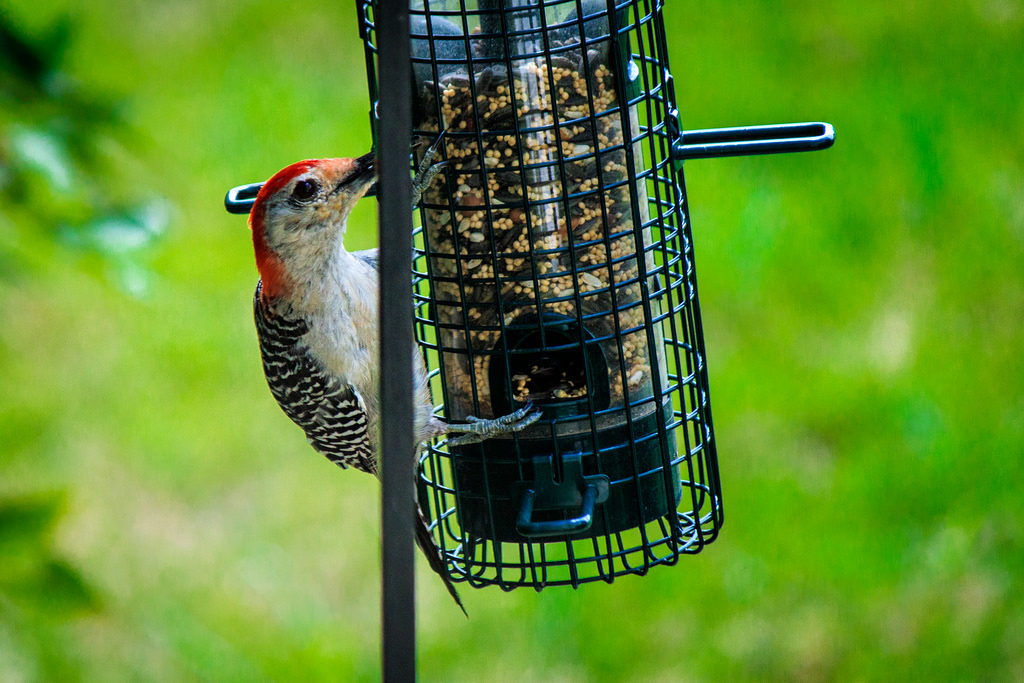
[0, 493, 64, 549]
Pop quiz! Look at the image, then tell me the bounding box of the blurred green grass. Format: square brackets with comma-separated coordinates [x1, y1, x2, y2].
[1, 1, 1022, 680]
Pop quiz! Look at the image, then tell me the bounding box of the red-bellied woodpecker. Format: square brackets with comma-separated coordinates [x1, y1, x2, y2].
[247, 150, 539, 614]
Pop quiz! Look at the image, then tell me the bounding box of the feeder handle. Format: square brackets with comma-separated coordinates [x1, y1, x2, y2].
[224, 182, 262, 214]
[671, 121, 834, 160]
[516, 484, 600, 538]
[224, 122, 833, 213]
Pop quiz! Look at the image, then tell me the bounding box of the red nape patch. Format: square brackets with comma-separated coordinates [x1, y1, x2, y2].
[250, 227, 288, 299]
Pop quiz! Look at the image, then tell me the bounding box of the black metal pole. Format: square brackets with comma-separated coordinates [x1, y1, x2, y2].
[377, 1, 415, 680]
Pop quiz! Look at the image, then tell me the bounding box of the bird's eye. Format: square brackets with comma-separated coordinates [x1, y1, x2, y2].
[291, 178, 319, 202]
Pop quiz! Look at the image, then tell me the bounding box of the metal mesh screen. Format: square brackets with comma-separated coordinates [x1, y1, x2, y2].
[359, 0, 723, 589]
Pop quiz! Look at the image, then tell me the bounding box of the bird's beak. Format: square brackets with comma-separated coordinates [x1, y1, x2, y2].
[329, 152, 377, 197]
[353, 151, 376, 182]
[355, 152, 379, 197]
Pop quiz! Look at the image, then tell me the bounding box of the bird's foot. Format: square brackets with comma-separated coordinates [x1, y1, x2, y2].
[412, 131, 449, 210]
[446, 402, 542, 446]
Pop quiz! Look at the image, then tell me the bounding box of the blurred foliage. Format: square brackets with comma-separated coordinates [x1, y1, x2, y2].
[0, 10, 168, 295]
[0, 9, 158, 675]
[0, 493, 99, 680]
[0, 494, 96, 611]
[0, 1, 1022, 681]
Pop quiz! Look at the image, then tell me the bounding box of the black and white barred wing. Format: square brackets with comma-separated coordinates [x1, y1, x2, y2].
[254, 284, 376, 475]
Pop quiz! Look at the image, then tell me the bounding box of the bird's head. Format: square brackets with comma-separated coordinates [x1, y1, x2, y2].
[249, 153, 376, 298]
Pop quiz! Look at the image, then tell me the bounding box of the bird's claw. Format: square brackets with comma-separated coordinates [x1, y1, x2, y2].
[499, 402, 542, 428]
[412, 131, 449, 209]
[446, 433, 481, 447]
[414, 131, 446, 170]
[446, 402, 542, 447]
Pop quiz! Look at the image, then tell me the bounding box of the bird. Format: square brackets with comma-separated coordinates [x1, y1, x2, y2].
[246, 147, 540, 614]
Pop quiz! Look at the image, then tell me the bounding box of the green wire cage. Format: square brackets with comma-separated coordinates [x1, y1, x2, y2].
[357, 0, 832, 591]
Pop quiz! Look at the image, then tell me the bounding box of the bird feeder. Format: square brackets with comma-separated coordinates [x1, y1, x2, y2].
[226, 0, 834, 593]
[358, 0, 832, 591]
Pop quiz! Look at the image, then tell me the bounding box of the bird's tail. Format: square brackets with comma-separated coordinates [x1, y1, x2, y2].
[415, 506, 468, 617]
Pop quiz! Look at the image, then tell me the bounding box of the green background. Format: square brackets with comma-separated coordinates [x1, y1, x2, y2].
[1, 1, 1022, 680]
